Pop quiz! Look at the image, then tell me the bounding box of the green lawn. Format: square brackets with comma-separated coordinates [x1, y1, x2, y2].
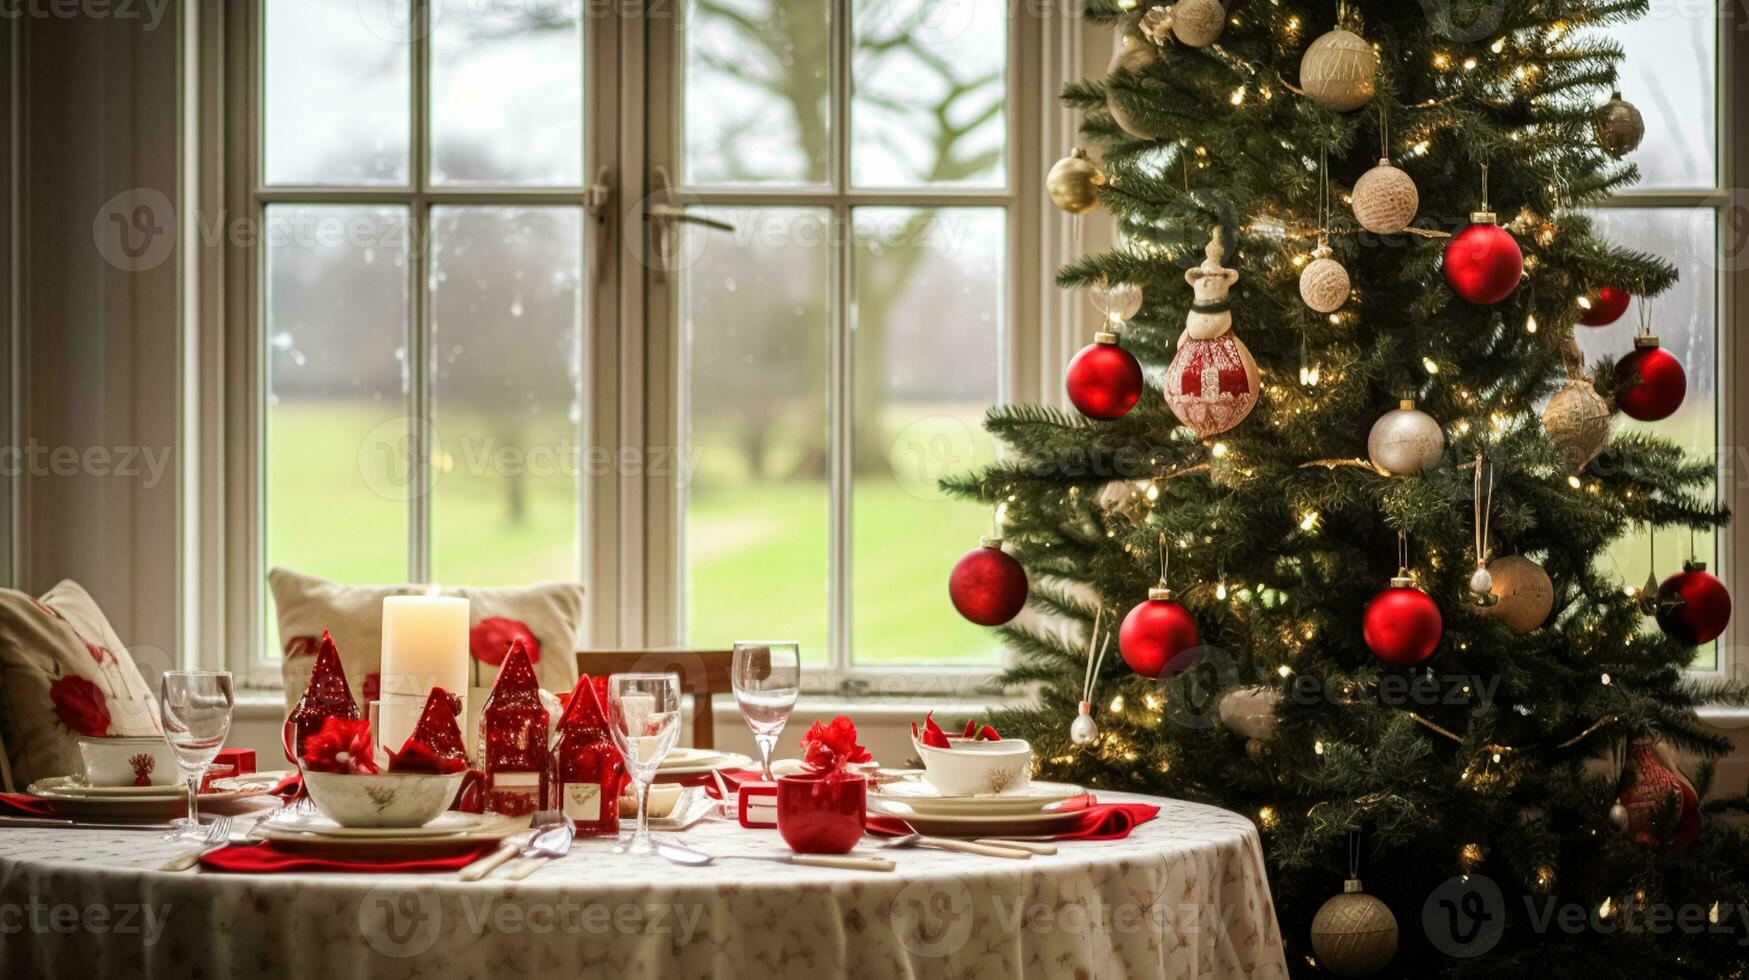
[266, 401, 1002, 665]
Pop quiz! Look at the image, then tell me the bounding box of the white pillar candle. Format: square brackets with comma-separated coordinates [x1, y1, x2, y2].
[379, 595, 470, 753]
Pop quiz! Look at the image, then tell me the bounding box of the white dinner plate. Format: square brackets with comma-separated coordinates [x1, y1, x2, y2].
[261, 809, 484, 839]
[25, 771, 286, 819]
[259, 812, 526, 854]
[653, 751, 753, 779]
[871, 778, 1086, 816]
[867, 800, 1088, 838]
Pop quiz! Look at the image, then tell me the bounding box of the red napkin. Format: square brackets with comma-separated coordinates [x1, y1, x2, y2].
[268, 772, 303, 798]
[199, 840, 502, 874]
[866, 798, 1160, 842]
[0, 793, 55, 817]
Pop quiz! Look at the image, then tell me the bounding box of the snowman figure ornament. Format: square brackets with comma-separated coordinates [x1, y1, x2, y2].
[1165, 228, 1261, 439]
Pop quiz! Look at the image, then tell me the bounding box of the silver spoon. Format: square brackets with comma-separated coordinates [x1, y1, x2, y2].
[656, 842, 893, 872]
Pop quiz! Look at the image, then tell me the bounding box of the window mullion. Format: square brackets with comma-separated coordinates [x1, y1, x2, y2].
[408, 0, 432, 583]
[827, 0, 853, 679]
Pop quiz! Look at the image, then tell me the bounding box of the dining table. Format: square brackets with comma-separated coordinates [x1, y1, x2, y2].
[0, 791, 1288, 979]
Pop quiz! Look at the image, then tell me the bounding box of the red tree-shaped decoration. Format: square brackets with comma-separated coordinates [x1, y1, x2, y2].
[480, 639, 550, 815]
[287, 630, 358, 761]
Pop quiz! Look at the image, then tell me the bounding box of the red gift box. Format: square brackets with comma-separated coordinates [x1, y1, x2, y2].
[215, 748, 256, 776]
[737, 779, 778, 828]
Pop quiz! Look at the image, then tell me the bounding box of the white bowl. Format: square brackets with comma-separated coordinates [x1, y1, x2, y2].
[77, 736, 178, 787]
[301, 769, 464, 828]
[912, 737, 1033, 796]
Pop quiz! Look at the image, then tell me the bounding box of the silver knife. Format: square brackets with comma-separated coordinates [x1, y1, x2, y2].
[0, 816, 184, 831]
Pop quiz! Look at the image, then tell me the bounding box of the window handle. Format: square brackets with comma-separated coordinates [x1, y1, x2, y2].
[644, 166, 736, 280]
[586, 166, 613, 284]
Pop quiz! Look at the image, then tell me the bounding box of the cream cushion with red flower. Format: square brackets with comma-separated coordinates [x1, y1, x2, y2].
[0, 581, 162, 791]
[270, 567, 583, 720]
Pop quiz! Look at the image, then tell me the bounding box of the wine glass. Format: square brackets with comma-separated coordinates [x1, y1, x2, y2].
[732, 641, 800, 781]
[606, 672, 681, 854]
[159, 670, 234, 841]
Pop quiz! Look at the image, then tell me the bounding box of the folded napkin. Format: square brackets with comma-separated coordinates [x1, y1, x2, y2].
[866, 798, 1160, 843]
[199, 840, 502, 874]
[267, 772, 302, 798]
[0, 793, 55, 817]
[695, 768, 765, 796]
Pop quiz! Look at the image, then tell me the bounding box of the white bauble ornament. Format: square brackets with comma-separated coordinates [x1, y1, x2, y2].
[1108, 29, 1166, 138]
[1367, 400, 1445, 475]
[1300, 29, 1377, 112]
[1166, 331, 1260, 439]
[1351, 159, 1419, 234]
[1299, 244, 1350, 313]
[1469, 564, 1493, 596]
[1169, 0, 1226, 47]
[1542, 378, 1611, 472]
[1091, 280, 1144, 322]
[1217, 686, 1282, 742]
[1478, 555, 1554, 634]
[1310, 879, 1399, 978]
[1070, 700, 1099, 745]
[1047, 148, 1105, 215]
[1609, 802, 1631, 830]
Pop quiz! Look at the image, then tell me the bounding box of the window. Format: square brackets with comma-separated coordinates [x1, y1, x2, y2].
[650, 0, 1039, 683]
[1574, 9, 1740, 676]
[230, 0, 613, 677]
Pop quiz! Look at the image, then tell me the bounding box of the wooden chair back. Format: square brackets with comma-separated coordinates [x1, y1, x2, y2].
[574, 650, 734, 750]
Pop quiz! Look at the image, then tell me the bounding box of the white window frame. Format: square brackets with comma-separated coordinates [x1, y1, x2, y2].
[192, 0, 625, 685]
[631, 5, 1083, 696]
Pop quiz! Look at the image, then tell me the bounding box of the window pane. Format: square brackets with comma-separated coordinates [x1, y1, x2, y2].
[682, 1, 829, 187]
[429, 207, 585, 586]
[265, 205, 411, 597]
[264, 0, 410, 186]
[1574, 208, 1718, 667]
[852, 0, 1006, 188]
[851, 208, 1005, 666]
[431, 0, 583, 186]
[682, 208, 830, 663]
[1603, 10, 1715, 189]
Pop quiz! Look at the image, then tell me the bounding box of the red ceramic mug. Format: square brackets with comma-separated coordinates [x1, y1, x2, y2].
[776, 772, 866, 854]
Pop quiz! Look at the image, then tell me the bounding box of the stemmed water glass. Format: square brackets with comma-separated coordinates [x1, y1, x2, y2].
[607, 672, 682, 855]
[159, 670, 234, 841]
[731, 641, 799, 781]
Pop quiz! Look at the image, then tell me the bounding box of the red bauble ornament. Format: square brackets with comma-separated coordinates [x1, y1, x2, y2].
[1578, 286, 1631, 326]
[1614, 335, 1686, 421]
[1118, 587, 1201, 678]
[1655, 560, 1732, 646]
[949, 538, 1028, 626]
[1066, 332, 1143, 420]
[1618, 740, 1701, 849]
[1363, 576, 1442, 666]
[1443, 212, 1523, 304]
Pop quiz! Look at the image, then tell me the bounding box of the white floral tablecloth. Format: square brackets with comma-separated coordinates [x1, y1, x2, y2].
[0, 793, 1286, 979]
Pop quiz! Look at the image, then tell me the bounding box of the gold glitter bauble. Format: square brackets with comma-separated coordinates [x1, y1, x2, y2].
[1310, 880, 1398, 978]
[1301, 29, 1377, 112]
[1047, 148, 1105, 215]
[1351, 159, 1419, 235]
[1170, 0, 1226, 47]
[1593, 90, 1645, 159]
[1542, 378, 1611, 471]
[1479, 555, 1555, 634]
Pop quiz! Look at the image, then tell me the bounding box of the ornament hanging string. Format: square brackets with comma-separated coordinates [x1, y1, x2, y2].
[1081, 606, 1110, 704]
[1397, 530, 1410, 575]
[1480, 163, 1491, 213]
[1348, 831, 1360, 880]
[1473, 455, 1492, 566]
[1406, 710, 1617, 752]
[1157, 532, 1172, 590]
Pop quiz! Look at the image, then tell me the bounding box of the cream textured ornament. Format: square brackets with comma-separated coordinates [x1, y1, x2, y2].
[1479, 555, 1554, 634]
[1108, 29, 1166, 138]
[1166, 229, 1259, 438]
[1169, 0, 1226, 47]
[1299, 244, 1350, 313]
[1091, 279, 1144, 322]
[1367, 400, 1445, 475]
[1593, 91, 1645, 159]
[1047, 148, 1105, 214]
[1301, 29, 1377, 112]
[1217, 686, 1281, 742]
[1351, 159, 1419, 234]
[1310, 879, 1398, 978]
[1542, 377, 1612, 471]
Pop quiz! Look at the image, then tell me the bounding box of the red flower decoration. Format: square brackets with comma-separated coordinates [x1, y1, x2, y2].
[801, 715, 872, 775]
[301, 716, 378, 775]
[388, 740, 468, 775]
[911, 711, 951, 749]
[470, 617, 540, 668]
[49, 675, 110, 736]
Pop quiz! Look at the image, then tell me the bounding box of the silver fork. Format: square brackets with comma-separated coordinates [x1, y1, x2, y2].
[156, 816, 234, 872]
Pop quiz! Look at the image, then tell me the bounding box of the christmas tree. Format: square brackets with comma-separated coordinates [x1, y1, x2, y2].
[950, 1, 1749, 975]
